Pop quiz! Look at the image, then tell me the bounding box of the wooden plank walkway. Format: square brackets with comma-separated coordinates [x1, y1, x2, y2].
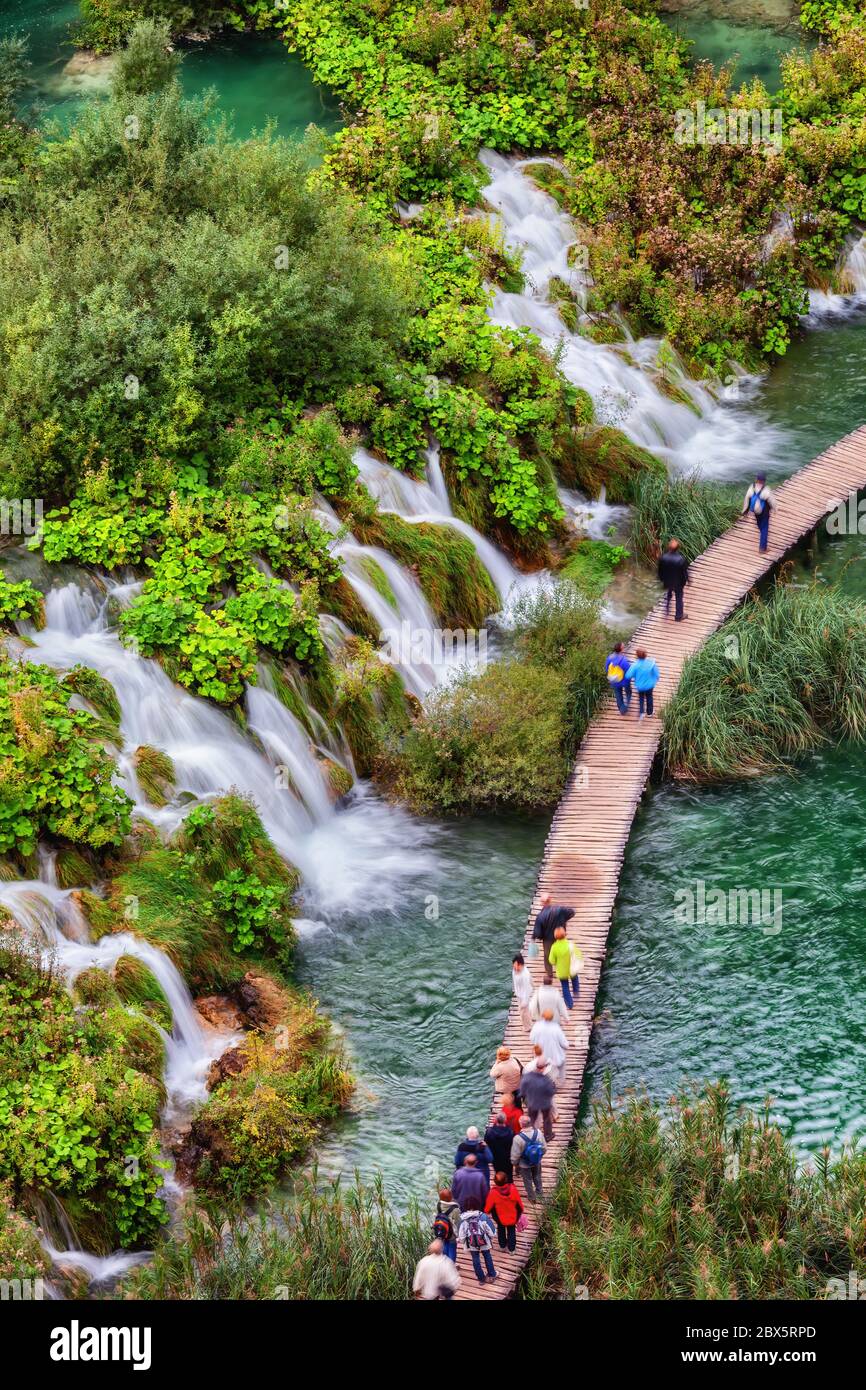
[453, 425, 866, 1300]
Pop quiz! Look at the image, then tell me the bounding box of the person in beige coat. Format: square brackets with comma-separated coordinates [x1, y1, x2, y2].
[489, 1046, 522, 1097]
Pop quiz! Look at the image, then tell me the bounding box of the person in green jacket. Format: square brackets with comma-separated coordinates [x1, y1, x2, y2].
[548, 924, 580, 1010]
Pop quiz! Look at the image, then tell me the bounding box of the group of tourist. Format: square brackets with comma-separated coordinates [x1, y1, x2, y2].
[413, 892, 580, 1299]
[414, 479, 776, 1300]
[607, 479, 773, 720]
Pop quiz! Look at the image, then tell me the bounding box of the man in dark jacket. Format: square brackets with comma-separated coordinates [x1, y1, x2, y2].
[454, 1127, 494, 1185]
[519, 1061, 557, 1141]
[451, 1152, 489, 1212]
[657, 538, 689, 621]
[532, 893, 576, 976]
[484, 1113, 515, 1183]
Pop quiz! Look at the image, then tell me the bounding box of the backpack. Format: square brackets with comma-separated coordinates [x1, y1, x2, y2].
[433, 1213, 454, 1244]
[463, 1213, 487, 1250]
[521, 1128, 544, 1166]
[607, 662, 625, 685]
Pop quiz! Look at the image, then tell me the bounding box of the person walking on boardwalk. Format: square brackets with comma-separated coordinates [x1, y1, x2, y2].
[434, 1188, 461, 1262]
[530, 975, 569, 1025]
[452, 1151, 489, 1211]
[519, 1058, 557, 1141]
[511, 1113, 547, 1203]
[658, 538, 689, 621]
[485, 1171, 525, 1253]
[455, 1126, 494, 1183]
[605, 641, 633, 715]
[530, 1043, 554, 1077]
[489, 1046, 522, 1099]
[512, 952, 533, 1030]
[457, 1208, 498, 1284]
[743, 472, 774, 552]
[532, 895, 575, 975]
[485, 1112, 516, 1183]
[530, 1009, 570, 1084]
[548, 923, 580, 1010]
[501, 1092, 523, 1135]
[630, 647, 660, 721]
[413, 1239, 461, 1299]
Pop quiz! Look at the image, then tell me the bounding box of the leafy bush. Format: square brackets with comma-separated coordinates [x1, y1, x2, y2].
[211, 869, 292, 963]
[0, 942, 167, 1249]
[0, 655, 131, 858]
[394, 660, 573, 814]
[0, 575, 43, 630]
[0, 70, 414, 501]
[88, 795, 299, 989]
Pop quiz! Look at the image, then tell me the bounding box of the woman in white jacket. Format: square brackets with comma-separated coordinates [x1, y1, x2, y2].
[529, 1010, 569, 1084]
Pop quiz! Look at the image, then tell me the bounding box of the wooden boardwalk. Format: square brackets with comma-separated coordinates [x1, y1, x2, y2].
[453, 425, 866, 1300]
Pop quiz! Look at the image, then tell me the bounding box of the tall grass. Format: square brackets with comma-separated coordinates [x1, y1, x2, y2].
[529, 1082, 866, 1300]
[120, 1174, 426, 1301]
[663, 582, 866, 781]
[630, 470, 741, 564]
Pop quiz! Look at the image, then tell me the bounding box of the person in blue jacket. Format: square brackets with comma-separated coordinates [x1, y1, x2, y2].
[454, 1127, 495, 1185]
[605, 641, 632, 716]
[629, 648, 660, 720]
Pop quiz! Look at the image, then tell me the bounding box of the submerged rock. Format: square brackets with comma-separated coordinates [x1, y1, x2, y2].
[657, 0, 801, 35]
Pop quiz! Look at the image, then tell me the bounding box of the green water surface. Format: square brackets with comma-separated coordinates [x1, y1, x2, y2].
[667, 15, 814, 91]
[1, 1, 340, 138]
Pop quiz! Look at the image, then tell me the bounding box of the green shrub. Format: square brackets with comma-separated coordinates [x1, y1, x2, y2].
[0, 941, 167, 1249]
[0, 655, 132, 858]
[0, 575, 43, 630]
[394, 660, 572, 814]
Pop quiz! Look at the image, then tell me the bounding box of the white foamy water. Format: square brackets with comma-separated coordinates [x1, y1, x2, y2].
[479, 150, 792, 481]
[17, 580, 438, 918]
[805, 235, 866, 323]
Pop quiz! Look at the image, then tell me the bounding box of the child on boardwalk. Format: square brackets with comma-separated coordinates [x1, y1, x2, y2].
[629, 647, 660, 720]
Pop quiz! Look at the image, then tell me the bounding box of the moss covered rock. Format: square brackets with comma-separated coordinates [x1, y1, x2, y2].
[351, 512, 498, 629]
[174, 998, 353, 1198]
[561, 426, 666, 504]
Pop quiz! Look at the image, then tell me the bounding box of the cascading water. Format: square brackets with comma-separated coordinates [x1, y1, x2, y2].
[15, 580, 439, 916]
[479, 150, 795, 480]
[352, 445, 540, 611]
[805, 235, 866, 322]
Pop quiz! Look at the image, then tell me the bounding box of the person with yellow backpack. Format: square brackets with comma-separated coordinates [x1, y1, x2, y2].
[605, 641, 632, 716]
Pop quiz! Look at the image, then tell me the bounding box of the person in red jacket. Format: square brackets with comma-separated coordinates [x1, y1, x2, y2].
[484, 1172, 525, 1252]
[501, 1092, 523, 1135]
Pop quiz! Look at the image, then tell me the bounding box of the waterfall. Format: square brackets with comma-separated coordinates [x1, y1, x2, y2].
[557, 486, 630, 540]
[805, 235, 866, 322]
[17, 579, 439, 918]
[479, 150, 792, 481]
[0, 882, 231, 1114]
[353, 445, 538, 609]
